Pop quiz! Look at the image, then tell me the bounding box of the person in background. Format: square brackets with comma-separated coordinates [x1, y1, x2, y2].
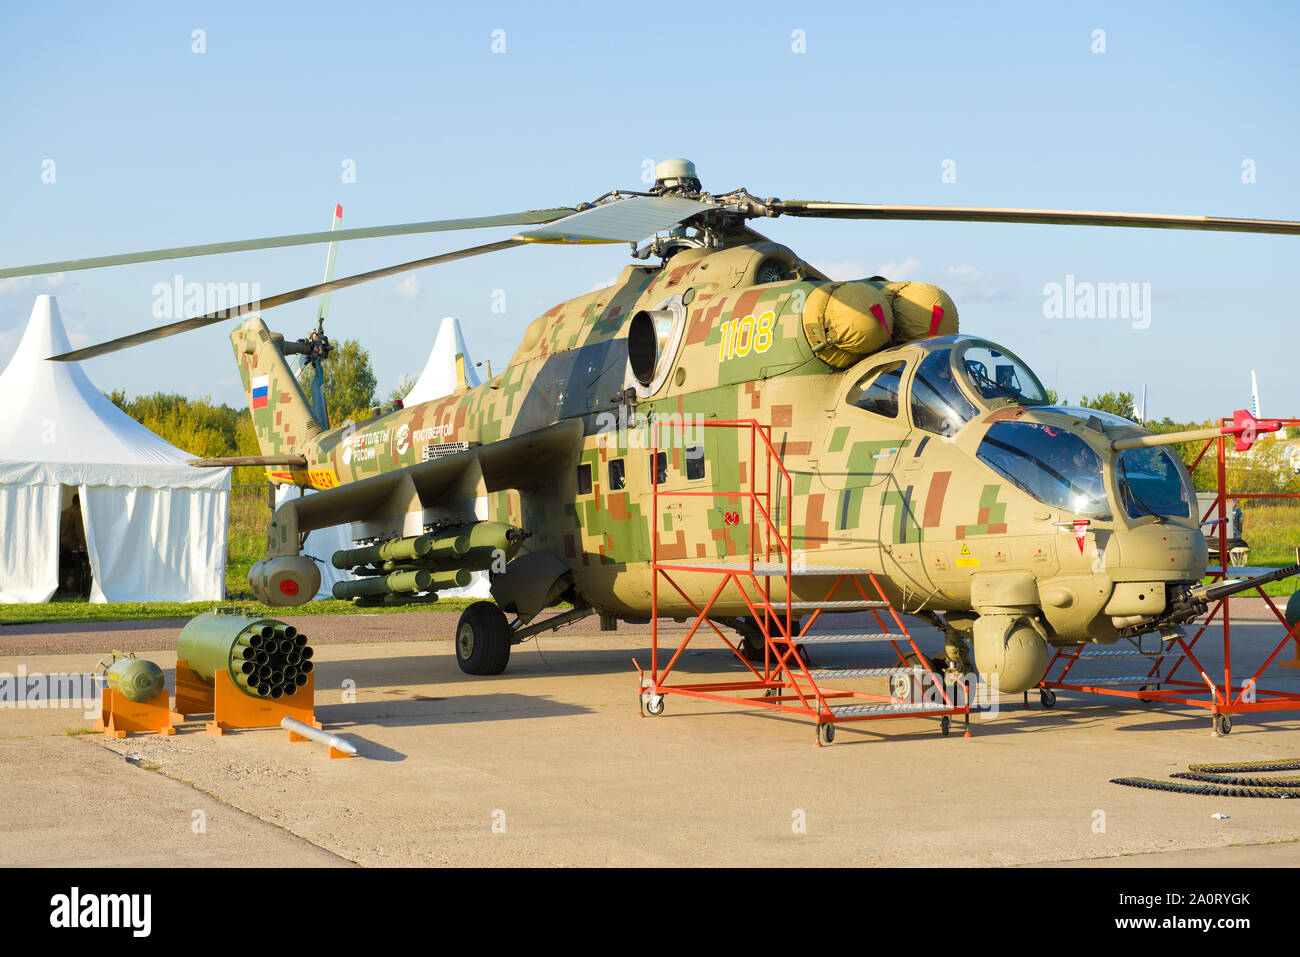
[1229, 499, 1244, 540]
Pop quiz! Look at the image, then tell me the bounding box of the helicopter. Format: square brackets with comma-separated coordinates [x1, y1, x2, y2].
[6, 158, 1299, 692]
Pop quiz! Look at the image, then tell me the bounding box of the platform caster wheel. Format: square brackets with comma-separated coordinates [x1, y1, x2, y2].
[454, 601, 512, 675]
[1039, 689, 1057, 709]
[1138, 684, 1157, 704]
[817, 722, 835, 745]
[645, 694, 666, 717]
[1214, 713, 1232, 735]
[762, 687, 781, 698]
[940, 715, 952, 736]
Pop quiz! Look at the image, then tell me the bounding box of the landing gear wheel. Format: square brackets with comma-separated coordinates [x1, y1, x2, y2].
[940, 715, 951, 736]
[1214, 713, 1232, 735]
[740, 631, 766, 663]
[1039, 689, 1057, 709]
[645, 693, 666, 716]
[454, 601, 512, 675]
[817, 722, 835, 745]
[893, 654, 944, 702]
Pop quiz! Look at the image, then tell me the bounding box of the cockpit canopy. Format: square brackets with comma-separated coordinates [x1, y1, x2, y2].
[848, 336, 1048, 437]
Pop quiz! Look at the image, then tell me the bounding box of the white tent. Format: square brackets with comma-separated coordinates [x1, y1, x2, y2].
[402, 316, 490, 599]
[403, 315, 481, 406]
[0, 296, 230, 603]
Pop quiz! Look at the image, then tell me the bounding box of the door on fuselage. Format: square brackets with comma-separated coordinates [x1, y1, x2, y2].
[815, 358, 915, 549]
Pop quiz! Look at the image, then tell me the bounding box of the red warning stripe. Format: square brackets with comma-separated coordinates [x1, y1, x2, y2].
[869, 302, 890, 335]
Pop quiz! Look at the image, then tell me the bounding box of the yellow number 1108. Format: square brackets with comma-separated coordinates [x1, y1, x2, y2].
[719, 311, 775, 361]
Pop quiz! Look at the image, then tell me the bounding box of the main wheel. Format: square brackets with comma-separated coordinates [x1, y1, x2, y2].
[1039, 689, 1057, 709]
[454, 601, 512, 675]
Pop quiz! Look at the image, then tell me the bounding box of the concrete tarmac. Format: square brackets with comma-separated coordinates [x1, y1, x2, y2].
[2, 600, 1299, 867]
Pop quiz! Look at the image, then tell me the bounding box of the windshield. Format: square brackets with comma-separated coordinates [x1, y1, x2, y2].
[1118, 447, 1191, 519]
[960, 344, 1048, 404]
[977, 421, 1111, 518]
[911, 350, 977, 436]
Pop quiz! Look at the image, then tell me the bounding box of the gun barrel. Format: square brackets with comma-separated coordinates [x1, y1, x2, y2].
[1192, 563, 1300, 605]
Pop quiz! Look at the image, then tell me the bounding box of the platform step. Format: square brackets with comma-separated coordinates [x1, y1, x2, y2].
[676, 562, 873, 577]
[804, 667, 921, 680]
[829, 702, 943, 717]
[775, 632, 906, 644]
[1072, 649, 1166, 658]
[787, 600, 891, 611]
[1055, 675, 1157, 686]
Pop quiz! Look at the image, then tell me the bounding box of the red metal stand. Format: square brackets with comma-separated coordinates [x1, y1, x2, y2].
[1041, 420, 1300, 730]
[637, 419, 969, 745]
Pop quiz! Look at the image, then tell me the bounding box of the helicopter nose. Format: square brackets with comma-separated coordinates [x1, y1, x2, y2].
[1107, 523, 1206, 580]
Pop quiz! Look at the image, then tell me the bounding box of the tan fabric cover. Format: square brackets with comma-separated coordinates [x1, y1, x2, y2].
[802, 281, 894, 368]
[883, 282, 959, 342]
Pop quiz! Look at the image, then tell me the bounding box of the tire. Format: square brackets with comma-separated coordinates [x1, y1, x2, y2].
[454, 601, 512, 675]
[1215, 713, 1232, 735]
[817, 722, 835, 745]
[1039, 689, 1057, 709]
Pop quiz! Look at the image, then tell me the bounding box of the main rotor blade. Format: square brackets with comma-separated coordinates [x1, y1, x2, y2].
[2, 208, 572, 280]
[517, 196, 714, 243]
[771, 201, 1300, 235]
[49, 238, 523, 362]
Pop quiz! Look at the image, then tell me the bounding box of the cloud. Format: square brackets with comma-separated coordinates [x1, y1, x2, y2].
[940, 264, 1007, 301]
[875, 258, 922, 281]
[588, 276, 618, 291]
[395, 275, 421, 300]
[0, 276, 33, 295]
[811, 261, 867, 281]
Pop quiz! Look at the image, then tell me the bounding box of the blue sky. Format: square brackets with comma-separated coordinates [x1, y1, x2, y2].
[2, 0, 1298, 422]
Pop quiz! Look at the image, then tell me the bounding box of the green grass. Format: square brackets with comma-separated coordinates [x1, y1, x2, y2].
[1202, 499, 1300, 598]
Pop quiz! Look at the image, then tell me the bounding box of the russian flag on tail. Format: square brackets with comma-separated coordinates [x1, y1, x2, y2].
[251, 375, 270, 409]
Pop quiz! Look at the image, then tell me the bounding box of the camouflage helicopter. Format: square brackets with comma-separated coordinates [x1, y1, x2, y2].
[7, 159, 1300, 694]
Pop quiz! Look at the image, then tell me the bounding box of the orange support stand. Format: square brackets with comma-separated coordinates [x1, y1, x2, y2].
[173, 658, 319, 736]
[93, 686, 176, 738]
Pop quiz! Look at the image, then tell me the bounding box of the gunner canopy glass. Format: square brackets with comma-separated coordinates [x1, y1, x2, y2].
[960, 344, 1048, 405]
[977, 421, 1110, 518]
[1118, 447, 1191, 519]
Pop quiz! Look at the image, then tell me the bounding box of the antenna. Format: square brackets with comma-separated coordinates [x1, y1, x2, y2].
[1251, 369, 1261, 418]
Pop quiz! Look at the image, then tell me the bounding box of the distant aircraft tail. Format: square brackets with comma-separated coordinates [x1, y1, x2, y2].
[231, 316, 323, 476]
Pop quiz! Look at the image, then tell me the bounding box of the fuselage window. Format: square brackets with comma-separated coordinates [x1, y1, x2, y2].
[847, 361, 905, 418]
[685, 444, 706, 480]
[650, 451, 667, 486]
[576, 463, 593, 495]
[609, 459, 626, 491]
[910, 349, 977, 437]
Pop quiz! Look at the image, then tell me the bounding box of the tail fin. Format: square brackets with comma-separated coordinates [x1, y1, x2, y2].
[231, 316, 323, 467]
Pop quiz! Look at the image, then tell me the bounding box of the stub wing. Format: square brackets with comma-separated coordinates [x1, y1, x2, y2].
[271, 419, 583, 540]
